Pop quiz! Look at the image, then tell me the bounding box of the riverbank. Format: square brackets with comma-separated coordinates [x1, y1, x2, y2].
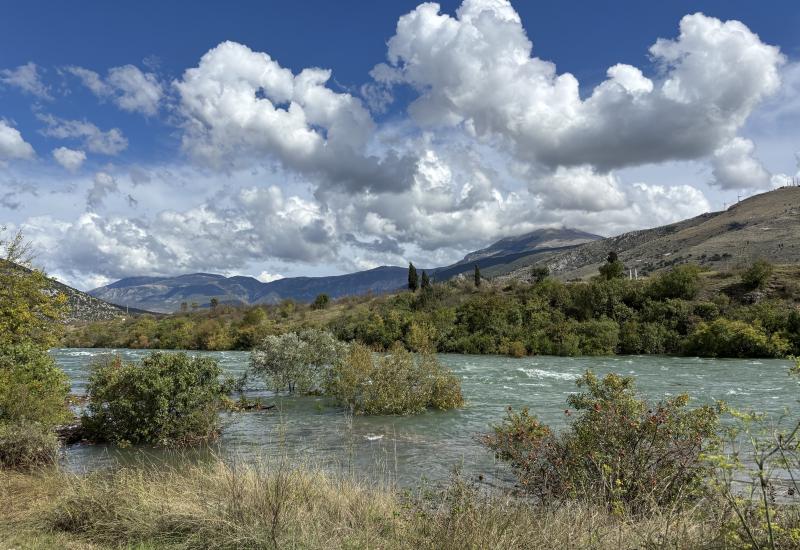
[0, 458, 768, 549]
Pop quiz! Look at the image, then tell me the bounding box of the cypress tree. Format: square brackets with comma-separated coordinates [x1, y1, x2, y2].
[474, 264, 481, 287]
[421, 270, 431, 291]
[408, 262, 419, 292]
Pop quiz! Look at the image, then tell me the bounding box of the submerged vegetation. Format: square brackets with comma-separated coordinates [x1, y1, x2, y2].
[65, 261, 800, 359]
[82, 352, 232, 446]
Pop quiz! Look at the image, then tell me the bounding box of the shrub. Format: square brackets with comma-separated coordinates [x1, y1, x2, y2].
[325, 343, 464, 415]
[82, 352, 230, 446]
[0, 342, 71, 428]
[0, 420, 59, 470]
[482, 371, 719, 515]
[648, 264, 702, 301]
[312, 293, 331, 310]
[250, 329, 346, 394]
[741, 259, 774, 290]
[684, 318, 789, 358]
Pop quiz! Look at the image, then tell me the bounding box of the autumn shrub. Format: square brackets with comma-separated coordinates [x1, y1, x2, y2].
[482, 371, 719, 515]
[82, 352, 230, 446]
[326, 343, 464, 415]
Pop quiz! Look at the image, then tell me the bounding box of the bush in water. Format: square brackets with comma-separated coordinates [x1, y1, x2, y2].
[82, 352, 230, 446]
[482, 370, 719, 515]
[325, 342, 464, 415]
[250, 329, 346, 394]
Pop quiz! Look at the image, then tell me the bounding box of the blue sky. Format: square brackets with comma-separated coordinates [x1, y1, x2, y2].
[1, 0, 799, 289]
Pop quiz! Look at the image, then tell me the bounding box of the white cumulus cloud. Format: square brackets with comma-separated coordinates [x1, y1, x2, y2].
[0, 62, 51, 99]
[67, 64, 163, 116]
[52, 146, 86, 172]
[0, 120, 35, 162]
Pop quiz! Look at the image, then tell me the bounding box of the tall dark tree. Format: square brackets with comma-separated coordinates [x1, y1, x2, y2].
[421, 270, 431, 291]
[210, 297, 219, 310]
[599, 251, 624, 280]
[474, 264, 481, 288]
[408, 262, 419, 292]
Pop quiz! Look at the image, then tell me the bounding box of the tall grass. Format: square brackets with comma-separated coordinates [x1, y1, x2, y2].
[0, 457, 744, 549]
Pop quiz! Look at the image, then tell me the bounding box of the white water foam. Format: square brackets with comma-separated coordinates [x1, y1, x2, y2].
[517, 368, 578, 381]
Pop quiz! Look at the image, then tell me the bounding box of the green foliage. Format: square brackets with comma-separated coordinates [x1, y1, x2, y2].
[598, 251, 624, 280]
[421, 271, 431, 291]
[483, 371, 719, 515]
[684, 318, 789, 358]
[312, 293, 331, 310]
[530, 266, 549, 283]
[408, 262, 418, 292]
[64, 262, 800, 359]
[0, 343, 71, 428]
[325, 343, 464, 415]
[474, 264, 481, 287]
[0, 421, 60, 471]
[82, 352, 230, 446]
[250, 329, 346, 394]
[0, 229, 67, 349]
[741, 259, 774, 290]
[648, 264, 702, 300]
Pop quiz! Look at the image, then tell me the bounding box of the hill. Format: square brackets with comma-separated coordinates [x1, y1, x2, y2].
[503, 186, 800, 282]
[1, 260, 146, 322]
[88, 229, 599, 312]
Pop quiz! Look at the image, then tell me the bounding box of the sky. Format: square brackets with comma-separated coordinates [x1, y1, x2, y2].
[1, 0, 799, 290]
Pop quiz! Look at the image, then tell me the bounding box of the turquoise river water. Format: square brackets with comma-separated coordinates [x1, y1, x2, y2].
[52, 349, 798, 486]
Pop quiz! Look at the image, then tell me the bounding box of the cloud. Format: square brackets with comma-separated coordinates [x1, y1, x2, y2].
[67, 64, 163, 116]
[0, 62, 51, 99]
[38, 114, 128, 155]
[710, 137, 771, 190]
[0, 179, 38, 210]
[52, 146, 86, 172]
[375, 4, 783, 172]
[0, 120, 35, 161]
[87, 171, 119, 210]
[256, 271, 284, 283]
[174, 41, 417, 194]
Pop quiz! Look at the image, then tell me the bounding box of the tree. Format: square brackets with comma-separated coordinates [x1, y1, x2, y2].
[0, 228, 70, 468]
[530, 266, 549, 283]
[312, 293, 331, 310]
[599, 251, 624, 280]
[210, 297, 219, 310]
[741, 260, 774, 290]
[421, 270, 432, 291]
[408, 262, 419, 292]
[250, 329, 346, 394]
[473, 264, 482, 287]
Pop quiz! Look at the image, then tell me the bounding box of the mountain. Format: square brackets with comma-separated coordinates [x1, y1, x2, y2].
[89, 228, 599, 312]
[89, 266, 413, 313]
[503, 186, 800, 282]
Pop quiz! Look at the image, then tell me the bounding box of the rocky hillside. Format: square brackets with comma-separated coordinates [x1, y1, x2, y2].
[3, 261, 143, 322]
[504, 186, 800, 282]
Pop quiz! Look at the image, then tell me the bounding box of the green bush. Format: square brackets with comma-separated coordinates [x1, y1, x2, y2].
[648, 264, 702, 300]
[82, 352, 230, 446]
[0, 343, 71, 428]
[325, 343, 464, 415]
[0, 420, 60, 470]
[684, 318, 789, 358]
[482, 371, 719, 515]
[741, 260, 774, 290]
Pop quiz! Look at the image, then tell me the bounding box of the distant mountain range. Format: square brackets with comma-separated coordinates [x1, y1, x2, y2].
[83, 186, 800, 313]
[88, 228, 602, 312]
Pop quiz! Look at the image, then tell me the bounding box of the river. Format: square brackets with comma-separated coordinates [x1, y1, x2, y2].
[53, 349, 798, 486]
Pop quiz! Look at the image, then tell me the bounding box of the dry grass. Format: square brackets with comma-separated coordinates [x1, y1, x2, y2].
[0, 458, 743, 550]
